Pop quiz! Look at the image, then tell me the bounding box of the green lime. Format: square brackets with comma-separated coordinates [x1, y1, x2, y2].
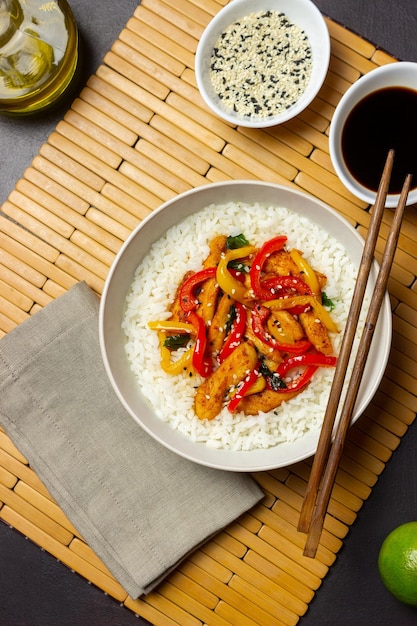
[378, 521, 417, 607]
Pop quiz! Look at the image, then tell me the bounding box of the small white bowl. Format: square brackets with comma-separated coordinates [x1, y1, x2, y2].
[99, 181, 392, 472]
[329, 62, 417, 207]
[195, 0, 330, 128]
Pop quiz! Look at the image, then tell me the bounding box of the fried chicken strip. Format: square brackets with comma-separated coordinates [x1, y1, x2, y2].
[195, 341, 258, 420]
[299, 309, 333, 355]
[239, 388, 300, 415]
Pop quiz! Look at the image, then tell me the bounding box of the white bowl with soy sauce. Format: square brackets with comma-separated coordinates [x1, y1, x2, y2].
[329, 62, 417, 207]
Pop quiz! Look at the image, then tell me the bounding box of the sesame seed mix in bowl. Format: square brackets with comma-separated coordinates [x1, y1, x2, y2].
[209, 10, 313, 118]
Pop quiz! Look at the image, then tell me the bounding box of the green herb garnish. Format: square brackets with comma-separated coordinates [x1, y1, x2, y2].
[163, 334, 191, 350]
[227, 259, 250, 273]
[224, 304, 237, 336]
[226, 233, 250, 249]
[322, 292, 335, 311]
[259, 360, 287, 391]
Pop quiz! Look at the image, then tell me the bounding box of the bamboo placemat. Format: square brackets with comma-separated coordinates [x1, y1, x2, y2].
[1, 1, 417, 624]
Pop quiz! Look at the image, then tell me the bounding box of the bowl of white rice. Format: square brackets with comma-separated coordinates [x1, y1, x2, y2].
[99, 181, 392, 472]
[195, 0, 330, 128]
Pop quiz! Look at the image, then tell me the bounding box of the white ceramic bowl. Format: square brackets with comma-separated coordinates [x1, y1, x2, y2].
[99, 181, 392, 472]
[195, 0, 330, 128]
[329, 62, 417, 207]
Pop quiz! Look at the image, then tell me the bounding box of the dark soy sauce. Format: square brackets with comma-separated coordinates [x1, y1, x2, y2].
[341, 86, 417, 194]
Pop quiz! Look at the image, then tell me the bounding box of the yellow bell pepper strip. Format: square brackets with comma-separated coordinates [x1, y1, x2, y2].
[263, 296, 339, 333]
[228, 366, 261, 413]
[188, 311, 213, 377]
[179, 267, 217, 312]
[249, 235, 288, 300]
[259, 274, 312, 315]
[274, 352, 337, 393]
[216, 245, 257, 304]
[218, 301, 247, 363]
[266, 315, 295, 345]
[157, 332, 194, 375]
[290, 248, 321, 297]
[251, 305, 311, 355]
[149, 320, 194, 352]
[148, 320, 195, 334]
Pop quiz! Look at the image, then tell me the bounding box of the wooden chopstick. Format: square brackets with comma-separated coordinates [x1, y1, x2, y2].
[298, 148, 411, 556]
[298, 149, 395, 536]
[302, 170, 411, 557]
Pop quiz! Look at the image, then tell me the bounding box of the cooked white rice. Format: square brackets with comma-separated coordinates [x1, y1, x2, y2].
[123, 201, 362, 451]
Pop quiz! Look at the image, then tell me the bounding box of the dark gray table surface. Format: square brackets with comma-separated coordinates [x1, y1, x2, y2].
[0, 0, 139, 204]
[1, 1, 417, 625]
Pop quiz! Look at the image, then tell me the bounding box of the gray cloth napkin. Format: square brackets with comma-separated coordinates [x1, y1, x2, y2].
[0, 281, 263, 598]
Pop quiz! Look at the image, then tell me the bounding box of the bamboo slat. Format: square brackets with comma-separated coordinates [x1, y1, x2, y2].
[0, 465, 17, 489]
[0, 2, 416, 625]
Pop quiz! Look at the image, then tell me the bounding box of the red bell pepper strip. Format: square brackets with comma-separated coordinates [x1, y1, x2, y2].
[188, 311, 213, 377]
[274, 352, 338, 393]
[261, 274, 312, 302]
[249, 235, 287, 300]
[287, 303, 312, 316]
[277, 352, 338, 375]
[179, 267, 217, 312]
[228, 367, 260, 413]
[252, 235, 287, 265]
[251, 305, 311, 355]
[228, 268, 247, 283]
[219, 302, 247, 363]
[270, 365, 318, 393]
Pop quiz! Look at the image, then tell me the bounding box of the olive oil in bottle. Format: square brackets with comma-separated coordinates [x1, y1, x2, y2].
[0, 0, 78, 114]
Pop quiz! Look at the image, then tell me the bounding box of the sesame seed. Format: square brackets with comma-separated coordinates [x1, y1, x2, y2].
[209, 10, 313, 119]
